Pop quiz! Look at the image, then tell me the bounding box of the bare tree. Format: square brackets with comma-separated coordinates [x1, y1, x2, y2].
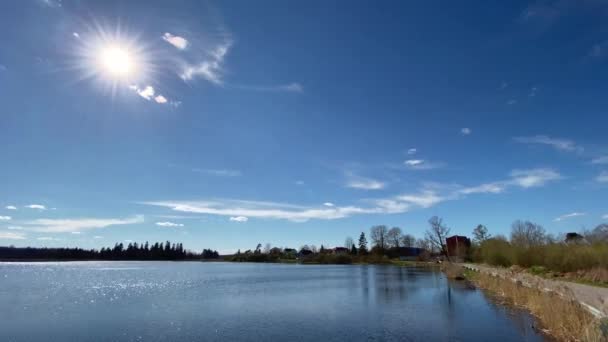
[344, 237, 355, 249]
[400, 234, 416, 248]
[387, 227, 402, 248]
[415, 237, 431, 251]
[472, 224, 490, 244]
[425, 216, 450, 258]
[370, 225, 389, 250]
[510, 220, 545, 248]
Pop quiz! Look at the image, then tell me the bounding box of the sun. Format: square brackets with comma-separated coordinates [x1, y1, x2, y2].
[99, 46, 134, 77]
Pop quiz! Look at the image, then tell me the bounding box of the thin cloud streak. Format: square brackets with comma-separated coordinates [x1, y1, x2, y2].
[143, 168, 561, 223]
[21, 215, 144, 233]
[554, 212, 586, 222]
[514, 135, 583, 153]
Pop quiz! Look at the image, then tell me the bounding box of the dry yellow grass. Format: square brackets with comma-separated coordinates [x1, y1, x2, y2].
[468, 271, 605, 341]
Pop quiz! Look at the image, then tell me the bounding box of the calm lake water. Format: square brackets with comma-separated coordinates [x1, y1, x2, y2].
[0, 261, 547, 341]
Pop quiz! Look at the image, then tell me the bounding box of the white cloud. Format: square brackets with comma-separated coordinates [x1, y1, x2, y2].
[507, 99, 517, 105]
[5, 205, 17, 210]
[25, 204, 46, 210]
[93, 235, 103, 239]
[237, 83, 304, 93]
[346, 176, 386, 190]
[403, 159, 443, 170]
[131, 85, 155, 100]
[155, 221, 184, 227]
[458, 183, 504, 195]
[603, 214, 608, 220]
[229, 216, 249, 222]
[0, 216, 11, 221]
[554, 212, 586, 222]
[295, 180, 305, 186]
[37, 237, 60, 241]
[323, 202, 335, 207]
[407, 148, 417, 155]
[154, 95, 167, 104]
[72, 32, 79, 38]
[0, 232, 26, 240]
[404, 159, 424, 166]
[192, 168, 241, 177]
[394, 190, 445, 208]
[461, 127, 472, 135]
[514, 135, 582, 153]
[591, 156, 608, 165]
[181, 40, 232, 84]
[162, 33, 189, 50]
[7, 226, 23, 230]
[71, 231, 81, 235]
[22, 215, 144, 233]
[597, 171, 608, 183]
[509, 168, 561, 188]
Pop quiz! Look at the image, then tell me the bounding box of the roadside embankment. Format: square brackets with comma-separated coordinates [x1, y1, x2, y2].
[461, 263, 608, 341]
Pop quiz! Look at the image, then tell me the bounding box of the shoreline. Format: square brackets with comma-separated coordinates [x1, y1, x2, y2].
[459, 263, 608, 341]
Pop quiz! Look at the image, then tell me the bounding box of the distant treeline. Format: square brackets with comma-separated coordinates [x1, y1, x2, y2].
[0, 241, 219, 261]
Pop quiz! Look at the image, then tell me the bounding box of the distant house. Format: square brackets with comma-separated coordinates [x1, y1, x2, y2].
[446, 235, 471, 258]
[333, 247, 349, 255]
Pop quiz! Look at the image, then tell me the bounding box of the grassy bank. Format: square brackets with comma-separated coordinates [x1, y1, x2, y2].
[464, 268, 604, 341]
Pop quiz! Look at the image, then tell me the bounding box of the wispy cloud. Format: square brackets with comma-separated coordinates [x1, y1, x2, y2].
[21, 215, 144, 233]
[529, 86, 538, 97]
[37, 237, 60, 241]
[5, 205, 17, 210]
[591, 156, 608, 165]
[596, 171, 608, 183]
[407, 148, 417, 155]
[507, 99, 517, 105]
[403, 159, 443, 170]
[143, 167, 561, 223]
[7, 226, 23, 230]
[155, 221, 184, 227]
[229, 216, 248, 222]
[0, 232, 26, 240]
[295, 180, 305, 186]
[500, 81, 508, 90]
[554, 212, 586, 222]
[154, 95, 167, 104]
[234, 82, 304, 93]
[461, 127, 472, 135]
[346, 174, 386, 190]
[514, 135, 582, 153]
[162, 33, 189, 50]
[93, 235, 103, 239]
[603, 214, 608, 220]
[25, 204, 46, 210]
[509, 168, 561, 188]
[192, 168, 242, 177]
[129, 85, 175, 106]
[0, 216, 11, 221]
[181, 39, 232, 84]
[589, 40, 608, 59]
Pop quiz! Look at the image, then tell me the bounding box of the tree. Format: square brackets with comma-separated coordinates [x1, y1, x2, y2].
[400, 234, 415, 248]
[263, 243, 272, 254]
[370, 225, 389, 250]
[358, 232, 368, 255]
[387, 227, 402, 248]
[255, 243, 262, 254]
[350, 244, 358, 255]
[345, 237, 355, 249]
[472, 224, 490, 244]
[510, 220, 545, 248]
[425, 216, 450, 258]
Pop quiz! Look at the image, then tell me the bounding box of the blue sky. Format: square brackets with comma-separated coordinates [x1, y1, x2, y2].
[1, 0, 608, 253]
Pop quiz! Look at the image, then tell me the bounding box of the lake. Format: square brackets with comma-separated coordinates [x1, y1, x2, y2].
[0, 261, 547, 341]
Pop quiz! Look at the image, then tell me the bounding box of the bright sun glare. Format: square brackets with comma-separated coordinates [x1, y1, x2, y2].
[99, 45, 134, 77]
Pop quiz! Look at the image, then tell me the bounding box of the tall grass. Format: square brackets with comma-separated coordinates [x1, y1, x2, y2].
[468, 271, 603, 341]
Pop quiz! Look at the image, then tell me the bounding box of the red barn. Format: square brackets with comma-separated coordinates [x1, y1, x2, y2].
[445, 235, 471, 258]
